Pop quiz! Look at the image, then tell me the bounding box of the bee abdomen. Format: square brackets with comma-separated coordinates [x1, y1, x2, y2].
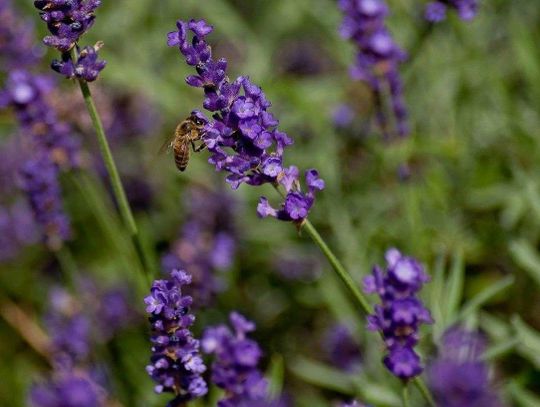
[174, 143, 190, 172]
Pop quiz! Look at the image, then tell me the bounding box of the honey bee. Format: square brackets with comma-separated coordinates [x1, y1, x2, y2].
[160, 113, 207, 172]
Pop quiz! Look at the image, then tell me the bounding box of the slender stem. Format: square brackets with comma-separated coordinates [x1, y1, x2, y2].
[300, 218, 436, 406]
[301, 219, 371, 315]
[70, 49, 153, 282]
[413, 377, 436, 407]
[54, 244, 77, 289]
[402, 383, 410, 407]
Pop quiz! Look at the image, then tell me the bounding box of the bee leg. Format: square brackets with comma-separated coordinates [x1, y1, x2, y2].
[193, 142, 207, 152]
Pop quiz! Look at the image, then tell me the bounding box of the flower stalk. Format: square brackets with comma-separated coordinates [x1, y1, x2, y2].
[70, 49, 152, 281]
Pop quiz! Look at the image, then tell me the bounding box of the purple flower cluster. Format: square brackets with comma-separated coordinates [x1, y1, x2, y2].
[428, 327, 503, 407]
[30, 286, 108, 407]
[51, 43, 107, 82]
[425, 0, 478, 23]
[0, 69, 81, 248]
[33, 0, 106, 81]
[363, 248, 433, 379]
[162, 187, 236, 306]
[339, 0, 409, 138]
[0, 0, 41, 71]
[34, 0, 101, 52]
[145, 270, 208, 404]
[0, 70, 81, 169]
[324, 324, 362, 372]
[20, 154, 71, 250]
[29, 371, 104, 407]
[168, 19, 324, 223]
[0, 200, 39, 262]
[202, 312, 269, 407]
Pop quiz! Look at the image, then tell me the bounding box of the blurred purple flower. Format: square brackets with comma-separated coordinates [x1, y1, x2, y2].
[363, 248, 433, 379]
[29, 371, 104, 407]
[0, 0, 42, 71]
[428, 327, 503, 407]
[0, 200, 39, 261]
[162, 188, 237, 306]
[20, 154, 71, 250]
[425, 1, 478, 23]
[202, 312, 270, 407]
[324, 324, 362, 372]
[339, 0, 409, 138]
[332, 104, 355, 129]
[34, 0, 102, 52]
[168, 19, 324, 223]
[145, 270, 208, 403]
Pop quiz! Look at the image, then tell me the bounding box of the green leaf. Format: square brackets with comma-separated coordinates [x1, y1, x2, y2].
[509, 240, 540, 287]
[507, 381, 540, 407]
[512, 315, 540, 369]
[267, 354, 285, 399]
[445, 249, 465, 322]
[455, 276, 514, 323]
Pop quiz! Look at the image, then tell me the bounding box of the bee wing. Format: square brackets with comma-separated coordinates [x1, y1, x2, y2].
[157, 135, 175, 155]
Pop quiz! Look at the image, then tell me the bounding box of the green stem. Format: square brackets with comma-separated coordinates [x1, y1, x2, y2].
[300, 219, 436, 406]
[402, 383, 410, 407]
[413, 377, 436, 407]
[70, 49, 153, 282]
[302, 219, 371, 315]
[55, 245, 78, 289]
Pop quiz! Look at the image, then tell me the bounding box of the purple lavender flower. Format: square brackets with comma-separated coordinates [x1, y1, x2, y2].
[34, 0, 102, 52]
[428, 327, 503, 407]
[0, 70, 81, 169]
[202, 312, 269, 407]
[332, 104, 355, 129]
[52, 44, 106, 82]
[324, 324, 362, 372]
[20, 155, 71, 250]
[162, 188, 237, 306]
[0, 200, 39, 262]
[363, 248, 433, 379]
[168, 19, 324, 223]
[145, 270, 208, 404]
[339, 0, 409, 138]
[29, 371, 104, 407]
[425, 1, 478, 23]
[0, 0, 42, 71]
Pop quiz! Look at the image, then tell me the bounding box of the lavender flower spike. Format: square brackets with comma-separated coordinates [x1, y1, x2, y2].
[34, 0, 102, 52]
[339, 0, 409, 138]
[425, 0, 478, 23]
[202, 312, 269, 407]
[363, 248, 433, 379]
[33, 0, 106, 81]
[168, 19, 324, 223]
[145, 269, 208, 405]
[428, 327, 503, 407]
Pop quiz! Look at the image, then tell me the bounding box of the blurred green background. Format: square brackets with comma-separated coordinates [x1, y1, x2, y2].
[3, 0, 540, 406]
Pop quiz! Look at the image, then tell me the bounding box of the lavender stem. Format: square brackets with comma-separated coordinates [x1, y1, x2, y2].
[70, 49, 153, 282]
[298, 218, 436, 406]
[402, 383, 410, 407]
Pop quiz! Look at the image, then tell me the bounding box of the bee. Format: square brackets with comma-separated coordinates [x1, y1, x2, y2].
[160, 113, 207, 172]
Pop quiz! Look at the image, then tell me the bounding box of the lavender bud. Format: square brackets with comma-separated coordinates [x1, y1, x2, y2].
[425, 1, 478, 23]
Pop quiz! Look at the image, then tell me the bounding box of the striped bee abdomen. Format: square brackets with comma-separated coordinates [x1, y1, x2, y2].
[174, 141, 190, 172]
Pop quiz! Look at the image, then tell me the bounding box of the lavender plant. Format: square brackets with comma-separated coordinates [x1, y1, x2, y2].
[202, 312, 270, 406]
[338, 0, 409, 138]
[167, 20, 324, 223]
[145, 270, 208, 405]
[363, 249, 433, 379]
